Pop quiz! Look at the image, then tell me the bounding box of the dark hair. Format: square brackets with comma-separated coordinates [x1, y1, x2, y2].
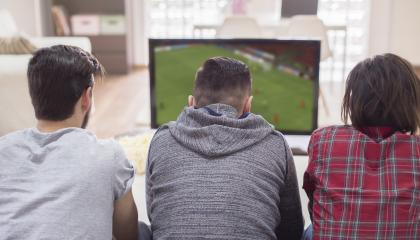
[27, 45, 104, 121]
[194, 57, 251, 111]
[342, 53, 420, 134]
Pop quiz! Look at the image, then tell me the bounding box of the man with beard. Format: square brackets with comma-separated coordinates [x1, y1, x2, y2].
[0, 45, 141, 240]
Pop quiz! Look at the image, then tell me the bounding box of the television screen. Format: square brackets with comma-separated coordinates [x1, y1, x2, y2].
[149, 39, 320, 134]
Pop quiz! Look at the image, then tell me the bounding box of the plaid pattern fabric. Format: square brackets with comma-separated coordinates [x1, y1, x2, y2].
[304, 125, 420, 239]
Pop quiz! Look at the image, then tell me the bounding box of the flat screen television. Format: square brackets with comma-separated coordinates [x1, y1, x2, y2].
[149, 39, 320, 134]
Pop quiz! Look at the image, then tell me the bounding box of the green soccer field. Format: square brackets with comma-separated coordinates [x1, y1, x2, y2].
[154, 44, 314, 132]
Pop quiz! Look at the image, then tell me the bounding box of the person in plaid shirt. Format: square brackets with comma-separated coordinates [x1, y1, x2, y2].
[303, 53, 420, 239]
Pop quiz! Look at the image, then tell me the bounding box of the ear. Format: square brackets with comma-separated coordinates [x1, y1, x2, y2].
[243, 95, 253, 113]
[188, 95, 197, 107]
[81, 87, 93, 113]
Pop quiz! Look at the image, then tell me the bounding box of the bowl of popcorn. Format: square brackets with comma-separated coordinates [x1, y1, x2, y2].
[116, 129, 156, 175]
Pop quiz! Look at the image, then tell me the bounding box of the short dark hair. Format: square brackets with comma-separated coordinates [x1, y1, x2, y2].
[342, 53, 420, 134]
[27, 45, 104, 121]
[194, 57, 252, 111]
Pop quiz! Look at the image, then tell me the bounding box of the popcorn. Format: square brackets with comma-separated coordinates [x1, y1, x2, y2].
[118, 132, 154, 175]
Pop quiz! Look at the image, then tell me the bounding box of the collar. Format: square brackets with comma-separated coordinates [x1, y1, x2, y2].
[201, 104, 249, 119]
[358, 126, 397, 141]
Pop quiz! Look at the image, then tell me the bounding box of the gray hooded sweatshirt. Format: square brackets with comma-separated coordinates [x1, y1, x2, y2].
[146, 104, 304, 240]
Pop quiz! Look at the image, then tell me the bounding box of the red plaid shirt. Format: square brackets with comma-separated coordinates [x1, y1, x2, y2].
[304, 126, 420, 239]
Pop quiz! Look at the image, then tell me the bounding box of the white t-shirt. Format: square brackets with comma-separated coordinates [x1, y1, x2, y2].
[0, 128, 134, 239]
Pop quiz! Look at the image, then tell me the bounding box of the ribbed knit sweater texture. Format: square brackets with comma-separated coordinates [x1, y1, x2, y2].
[146, 104, 304, 239]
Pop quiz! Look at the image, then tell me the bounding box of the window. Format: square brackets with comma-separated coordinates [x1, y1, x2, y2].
[148, 0, 371, 82]
[149, 0, 230, 38]
[318, 0, 370, 81]
[149, 0, 281, 38]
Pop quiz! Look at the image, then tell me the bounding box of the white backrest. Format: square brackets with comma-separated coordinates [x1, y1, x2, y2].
[287, 15, 332, 60]
[216, 16, 262, 38]
[0, 9, 18, 37]
[30, 37, 92, 53]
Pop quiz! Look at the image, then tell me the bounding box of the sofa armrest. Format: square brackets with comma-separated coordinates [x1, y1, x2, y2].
[30, 37, 92, 53]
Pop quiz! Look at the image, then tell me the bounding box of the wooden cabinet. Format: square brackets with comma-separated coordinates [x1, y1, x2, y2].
[42, 0, 132, 74]
[89, 35, 129, 74]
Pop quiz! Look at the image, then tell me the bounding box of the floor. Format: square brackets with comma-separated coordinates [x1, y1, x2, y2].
[87, 67, 150, 138]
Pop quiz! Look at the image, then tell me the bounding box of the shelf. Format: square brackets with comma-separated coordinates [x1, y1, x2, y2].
[42, 0, 132, 74]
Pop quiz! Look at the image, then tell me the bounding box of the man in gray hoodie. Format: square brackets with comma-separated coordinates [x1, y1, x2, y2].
[146, 57, 304, 239]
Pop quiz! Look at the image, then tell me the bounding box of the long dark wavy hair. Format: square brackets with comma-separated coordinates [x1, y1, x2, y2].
[342, 53, 420, 134]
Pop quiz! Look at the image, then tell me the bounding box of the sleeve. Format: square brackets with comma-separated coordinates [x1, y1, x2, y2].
[276, 138, 304, 240]
[145, 145, 153, 222]
[112, 141, 135, 200]
[303, 131, 320, 221]
[146, 129, 162, 222]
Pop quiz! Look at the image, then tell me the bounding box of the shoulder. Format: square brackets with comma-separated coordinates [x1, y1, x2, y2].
[0, 129, 28, 154]
[67, 129, 129, 169]
[61, 129, 126, 162]
[0, 129, 27, 143]
[96, 138, 127, 162]
[147, 126, 174, 160]
[149, 125, 173, 148]
[308, 125, 357, 158]
[268, 130, 289, 149]
[394, 131, 420, 142]
[65, 129, 121, 156]
[99, 138, 122, 151]
[65, 128, 118, 151]
[311, 125, 356, 141]
[258, 130, 291, 161]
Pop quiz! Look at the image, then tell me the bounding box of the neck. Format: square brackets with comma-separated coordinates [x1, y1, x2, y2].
[37, 118, 81, 133]
[202, 103, 245, 118]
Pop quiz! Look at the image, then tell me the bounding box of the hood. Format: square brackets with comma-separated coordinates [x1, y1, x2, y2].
[168, 104, 274, 157]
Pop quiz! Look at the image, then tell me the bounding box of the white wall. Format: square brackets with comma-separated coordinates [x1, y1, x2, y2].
[369, 0, 420, 65]
[0, 0, 40, 36]
[389, 0, 420, 65]
[131, 0, 149, 66]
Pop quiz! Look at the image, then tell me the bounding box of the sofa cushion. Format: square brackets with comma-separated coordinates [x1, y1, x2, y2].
[0, 36, 36, 54]
[30, 37, 92, 52]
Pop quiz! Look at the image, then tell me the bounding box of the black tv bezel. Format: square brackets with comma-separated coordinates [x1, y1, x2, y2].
[149, 38, 320, 135]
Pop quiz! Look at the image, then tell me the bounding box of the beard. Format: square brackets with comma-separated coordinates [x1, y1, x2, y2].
[81, 106, 91, 129]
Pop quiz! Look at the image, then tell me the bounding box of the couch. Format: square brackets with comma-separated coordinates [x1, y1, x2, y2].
[0, 9, 91, 135]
